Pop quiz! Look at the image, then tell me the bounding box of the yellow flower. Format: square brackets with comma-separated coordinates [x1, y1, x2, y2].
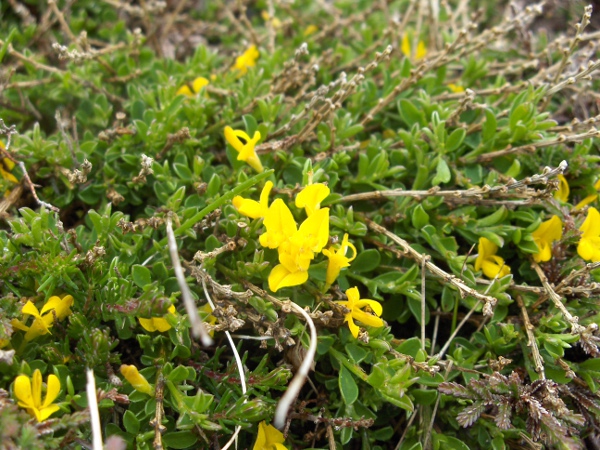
[14, 369, 61, 422]
[295, 183, 330, 216]
[138, 304, 177, 333]
[448, 83, 465, 93]
[335, 287, 384, 339]
[573, 179, 600, 210]
[268, 208, 330, 292]
[303, 25, 318, 37]
[401, 34, 427, 60]
[531, 215, 563, 262]
[254, 421, 287, 450]
[554, 174, 569, 202]
[577, 207, 600, 262]
[199, 303, 217, 337]
[233, 181, 273, 219]
[233, 45, 259, 75]
[474, 237, 511, 279]
[120, 365, 154, 396]
[260, 199, 297, 249]
[11, 295, 74, 341]
[323, 233, 357, 287]
[175, 76, 209, 97]
[224, 126, 263, 173]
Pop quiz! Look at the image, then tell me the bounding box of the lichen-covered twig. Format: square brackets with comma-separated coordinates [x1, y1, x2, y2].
[532, 262, 584, 334]
[516, 295, 545, 379]
[340, 161, 568, 203]
[366, 218, 499, 317]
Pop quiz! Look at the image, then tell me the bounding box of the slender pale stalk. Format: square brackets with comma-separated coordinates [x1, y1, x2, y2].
[166, 217, 212, 346]
[273, 301, 317, 429]
[86, 369, 103, 450]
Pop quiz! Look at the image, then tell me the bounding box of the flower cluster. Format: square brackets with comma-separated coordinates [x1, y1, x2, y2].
[11, 295, 73, 341]
[235, 181, 356, 292]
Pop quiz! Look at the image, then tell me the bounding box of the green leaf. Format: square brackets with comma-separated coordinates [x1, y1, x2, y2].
[446, 128, 466, 152]
[412, 204, 430, 229]
[432, 158, 451, 185]
[482, 109, 497, 142]
[132, 265, 152, 288]
[122, 410, 140, 435]
[398, 99, 425, 127]
[0, 28, 17, 64]
[351, 249, 381, 273]
[339, 365, 359, 405]
[162, 431, 198, 449]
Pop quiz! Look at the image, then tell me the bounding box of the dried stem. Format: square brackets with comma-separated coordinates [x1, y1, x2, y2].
[516, 295, 545, 379]
[366, 218, 498, 317]
[532, 262, 584, 334]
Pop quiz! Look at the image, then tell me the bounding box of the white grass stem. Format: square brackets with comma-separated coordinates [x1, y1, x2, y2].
[273, 301, 317, 430]
[200, 270, 246, 450]
[166, 217, 213, 347]
[86, 368, 103, 450]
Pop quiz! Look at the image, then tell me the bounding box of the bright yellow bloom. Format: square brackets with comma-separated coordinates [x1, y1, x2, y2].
[1, 158, 17, 184]
[233, 45, 259, 75]
[138, 304, 177, 333]
[295, 183, 330, 216]
[233, 181, 273, 219]
[268, 208, 329, 292]
[303, 25, 318, 36]
[474, 237, 511, 279]
[554, 174, 569, 202]
[11, 295, 74, 341]
[335, 287, 384, 339]
[401, 34, 427, 60]
[323, 233, 357, 287]
[254, 421, 287, 450]
[175, 76, 209, 97]
[260, 199, 297, 249]
[531, 215, 563, 262]
[224, 126, 263, 173]
[578, 207, 600, 262]
[448, 83, 465, 93]
[14, 369, 61, 422]
[573, 179, 600, 210]
[120, 365, 154, 396]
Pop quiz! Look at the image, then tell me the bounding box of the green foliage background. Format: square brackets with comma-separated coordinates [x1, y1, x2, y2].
[1, 1, 600, 449]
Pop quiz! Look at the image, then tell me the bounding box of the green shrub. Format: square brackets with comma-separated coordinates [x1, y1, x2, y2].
[1, 1, 600, 449]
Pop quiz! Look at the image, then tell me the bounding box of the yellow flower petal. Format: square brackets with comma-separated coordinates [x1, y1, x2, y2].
[254, 421, 286, 450]
[574, 194, 598, 211]
[260, 199, 297, 249]
[532, 215, 563, 262]
[554, 174, 569, 202]
[120, 365, 154, 395]
[295, 183, 330, 216]
[14, 374, 33, 409]
[268, 264, 309, 292]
